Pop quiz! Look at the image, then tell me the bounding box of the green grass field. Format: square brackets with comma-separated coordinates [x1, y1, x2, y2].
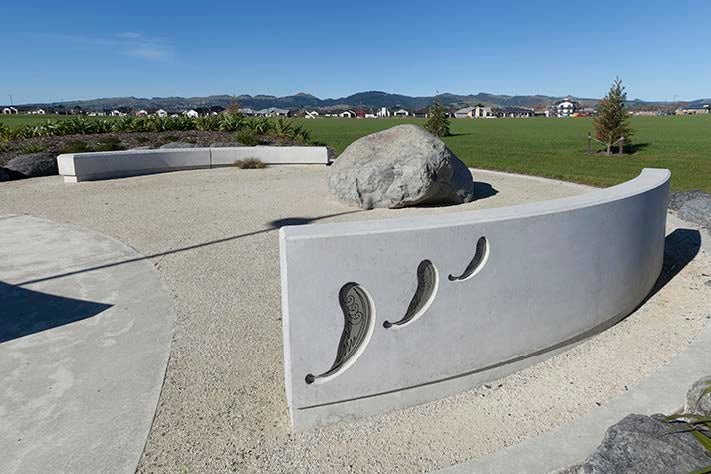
[2, 114, 709, 191]
[293, 116, 711, 192]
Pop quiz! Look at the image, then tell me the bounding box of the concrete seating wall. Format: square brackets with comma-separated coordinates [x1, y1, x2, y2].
[279, 168, 670, 430]
[57, 146, 329, 182]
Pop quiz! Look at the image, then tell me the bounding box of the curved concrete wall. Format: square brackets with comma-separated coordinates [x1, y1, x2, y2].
[279, 168, 670, 430]
[57, 146, 329, 182]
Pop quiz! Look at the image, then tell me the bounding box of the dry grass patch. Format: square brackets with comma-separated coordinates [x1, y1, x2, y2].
[233, 157, 267, 169]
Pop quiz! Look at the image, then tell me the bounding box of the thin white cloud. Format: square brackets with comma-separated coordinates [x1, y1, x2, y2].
[36, 32, 174, 62]
[117, 32, 143, 40]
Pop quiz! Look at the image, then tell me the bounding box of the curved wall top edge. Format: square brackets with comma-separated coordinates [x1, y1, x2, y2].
[281, 168, 670, 239]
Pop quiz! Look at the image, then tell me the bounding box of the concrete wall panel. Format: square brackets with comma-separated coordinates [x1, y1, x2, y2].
[57, 146, 329, 182]
[279, 169, 670, 430]
[210, 146, 329, 166]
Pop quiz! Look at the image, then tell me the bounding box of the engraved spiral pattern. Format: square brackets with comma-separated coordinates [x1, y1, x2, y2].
[384, 259, 437, 328]
[306, 282, 372, 384]
[448, 236, 488, 281]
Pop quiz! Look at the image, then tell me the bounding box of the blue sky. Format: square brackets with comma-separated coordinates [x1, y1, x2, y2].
[2, 0, 710, 104]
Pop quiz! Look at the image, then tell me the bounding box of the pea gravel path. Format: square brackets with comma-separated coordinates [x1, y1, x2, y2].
[1, 167, 708, 473]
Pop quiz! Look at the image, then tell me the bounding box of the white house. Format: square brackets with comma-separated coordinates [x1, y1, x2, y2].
[554, 97, 580, 117]
[392, 108, 410, 117]
[135, 109, 148, 117]
[376, 107, 390, 118]
[110, 109, 126, 117]
[2, 106, 18, 114]
[339, 110, 356, 118]
[304, 110, 319, 119]
[184, 109, 199, 118]
[454, 105, 492, 118]
[156, 109, 167, 117]
[255, 107, 290, 117]
[677, 103, 710, 115]
[31, 108, 46, 115]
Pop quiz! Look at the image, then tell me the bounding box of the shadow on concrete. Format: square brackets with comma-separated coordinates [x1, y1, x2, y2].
[646, 228, 701, 299]
[474, 181, 499, 200]
[0, 282, 112, 343]
[16, 210, 363, 286]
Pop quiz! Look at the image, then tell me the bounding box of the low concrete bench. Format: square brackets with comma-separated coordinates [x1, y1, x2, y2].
[279, 168, 670, 430]
[57, 146, 329, 182]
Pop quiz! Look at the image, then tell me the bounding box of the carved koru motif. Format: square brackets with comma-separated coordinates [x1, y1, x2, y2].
[384, 259, 438, 328]
[306, 282, 372, 384]
[449, 236, 489, 282]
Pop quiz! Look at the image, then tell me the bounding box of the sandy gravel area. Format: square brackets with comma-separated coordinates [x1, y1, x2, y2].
[1, 167, 708, 473]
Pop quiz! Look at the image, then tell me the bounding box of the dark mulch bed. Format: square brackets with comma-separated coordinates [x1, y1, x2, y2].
[0, 131, 238, 167]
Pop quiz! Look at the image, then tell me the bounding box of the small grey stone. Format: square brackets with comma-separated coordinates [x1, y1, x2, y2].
[669, 190, 709, 211]
[0, 168, 10, 182]
[209, 142, 246, 148]
[159, 141, 199, 149]
[678, 197, 711, 229]
[327, 124, 474, 209]
[563, 414, 711, 473]
[684, 375, 711, 416]
[4, 153, 58, 178]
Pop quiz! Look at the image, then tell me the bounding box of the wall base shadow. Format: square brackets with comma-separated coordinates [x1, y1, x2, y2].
[645, 228, 701, 303]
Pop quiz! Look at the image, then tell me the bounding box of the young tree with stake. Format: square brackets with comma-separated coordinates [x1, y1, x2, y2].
[593, 78, 633, 155]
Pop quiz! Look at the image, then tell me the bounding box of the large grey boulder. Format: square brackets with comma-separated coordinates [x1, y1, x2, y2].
[327, 125, 474, 209]
[678, 196, 711, 229]
[563, 414, 711, 473]
[4, 153, 58, 178]
[684, 376, 711, 416]
[159, 141, 198, 149]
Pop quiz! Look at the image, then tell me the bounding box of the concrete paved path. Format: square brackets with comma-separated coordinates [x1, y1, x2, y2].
[0, 215, 175, 473]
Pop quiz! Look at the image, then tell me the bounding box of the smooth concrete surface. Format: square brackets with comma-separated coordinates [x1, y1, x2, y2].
[57, 146, 329, 182]
[0, 215, 175, 473]
[57, 148, 211, 182]
[441, 213, 711, 473]
[210, 145, 329, 166]
[280, 169, 670, 430]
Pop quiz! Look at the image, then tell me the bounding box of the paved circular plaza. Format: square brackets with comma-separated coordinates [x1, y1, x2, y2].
[1, 166, 709, 473]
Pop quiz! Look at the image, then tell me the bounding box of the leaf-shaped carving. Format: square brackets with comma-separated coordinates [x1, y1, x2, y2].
[384, 259, 438, 328]
[306, 283, 373, 384]
[448, 236, 489, 282]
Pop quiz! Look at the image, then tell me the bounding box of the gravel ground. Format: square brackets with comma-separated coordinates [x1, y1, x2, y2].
[1, 167, 708, 473]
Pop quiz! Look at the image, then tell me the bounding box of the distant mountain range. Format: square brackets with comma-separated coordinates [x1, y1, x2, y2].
[11, 91, 710, 112]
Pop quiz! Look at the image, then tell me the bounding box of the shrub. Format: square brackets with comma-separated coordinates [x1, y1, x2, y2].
[60, 140, 92, 154]
[20, 143, 47, 154]
[234, 129, 259, 146]
[93, 137, 126, 152]
[233, 158, 266, 169]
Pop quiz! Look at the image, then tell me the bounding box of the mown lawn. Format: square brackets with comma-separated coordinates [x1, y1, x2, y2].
[294, 115, 711, 192]
[3, 113, 709, 191]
